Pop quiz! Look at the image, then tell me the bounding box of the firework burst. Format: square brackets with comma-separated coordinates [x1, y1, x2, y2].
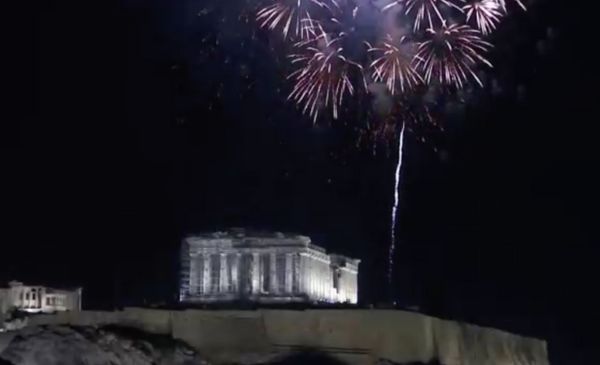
[369, 36, 423, 95]
[253, 0, 529, 304]
[384, 0, 464, 31]
[256, 0, 527, 121]
[257, 0, 330, 39]
[414, 24, 492, 88]
[493, 0, 526, 12]
[463, 0, 503, 35]
[288, 32, 364, 122]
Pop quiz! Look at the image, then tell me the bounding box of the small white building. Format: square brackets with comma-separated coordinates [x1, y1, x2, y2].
[0, 281, 82, 316]
[180, 229, 360, 304]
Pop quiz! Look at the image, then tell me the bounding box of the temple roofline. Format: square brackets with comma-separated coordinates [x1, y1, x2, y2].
[183, 229, 358, 262]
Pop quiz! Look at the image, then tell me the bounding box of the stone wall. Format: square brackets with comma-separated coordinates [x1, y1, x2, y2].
[19, 308, 548, 365]
[27, 310, 119, 327]
[172, 310, 271, 363]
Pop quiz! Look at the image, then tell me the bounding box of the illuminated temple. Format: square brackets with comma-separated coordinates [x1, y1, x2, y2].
[179, 229, 360, 304]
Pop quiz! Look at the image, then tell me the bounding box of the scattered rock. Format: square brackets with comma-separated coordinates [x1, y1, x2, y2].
[0, 325, 210, 365]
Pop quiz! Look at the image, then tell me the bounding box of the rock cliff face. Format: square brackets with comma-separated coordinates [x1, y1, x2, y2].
[0, 325, 208, 365]
[0, 334, 450, 365]
[0, 308, 549, 365]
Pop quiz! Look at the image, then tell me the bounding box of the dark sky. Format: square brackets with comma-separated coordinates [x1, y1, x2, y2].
[4, 0, 595, 363]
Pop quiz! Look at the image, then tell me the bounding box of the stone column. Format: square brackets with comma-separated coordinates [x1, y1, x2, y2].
[285, 253, 293, 294]
[252, 252, 260, 294]
[232, 254, 240, 293]
[323, 264, 327, 301]
[299, 253, 307, 296]
[305, 256, 312, 298]
[270, 252, 278, 293]
[189, 255, 198, 294]
[315, 261, 320, 300]
[311, 258, 316, 299]
[292, 253, 300, 294]
[318, 261, 324, 300]
[188, 256, 196, 294]
[319, 261, 327, 300]
[326, 266, 330, 301]
[324, 262, 329, 301]
[203, 254, 211, 294]
[220, 253, 228, 293]
[317, 264, 322, 301]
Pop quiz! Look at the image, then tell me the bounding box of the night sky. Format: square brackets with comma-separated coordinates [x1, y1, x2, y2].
[4, 0, 595, 363]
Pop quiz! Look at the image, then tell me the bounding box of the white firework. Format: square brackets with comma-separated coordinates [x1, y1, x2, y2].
[463, 0, 504, 35]
[369, 36, 423, 94]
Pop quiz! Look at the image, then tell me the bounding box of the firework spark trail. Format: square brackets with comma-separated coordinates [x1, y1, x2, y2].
[257, 0, 332, 39]
[463, 0, 503, 35]
[388, 122, 405, 286]
[383, 0, 464, 31]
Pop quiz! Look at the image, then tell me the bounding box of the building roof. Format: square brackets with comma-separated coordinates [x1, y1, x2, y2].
[184, 228, 360, 263]
[1, 281, 82, 292]
[186, 227, 310, 241]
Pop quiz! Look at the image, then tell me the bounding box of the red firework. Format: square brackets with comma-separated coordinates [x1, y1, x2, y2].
[369, 36, 423, 95]
[288, 32, 364, 122]
[413, 24, 492, 88]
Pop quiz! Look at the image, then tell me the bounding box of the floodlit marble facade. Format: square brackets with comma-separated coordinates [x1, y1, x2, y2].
[180, 229, 360, 304]
[0, 281, 82, 315]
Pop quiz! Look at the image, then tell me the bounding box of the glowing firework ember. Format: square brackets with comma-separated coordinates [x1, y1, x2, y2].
[288, 32, 363, 121]
[463, 0, 503, 35]
[369, 36, 423, 95]
[414, 24, 493, 88]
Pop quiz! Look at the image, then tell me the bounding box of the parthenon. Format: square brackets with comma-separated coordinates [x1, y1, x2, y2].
[179, 228, 359, 304]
